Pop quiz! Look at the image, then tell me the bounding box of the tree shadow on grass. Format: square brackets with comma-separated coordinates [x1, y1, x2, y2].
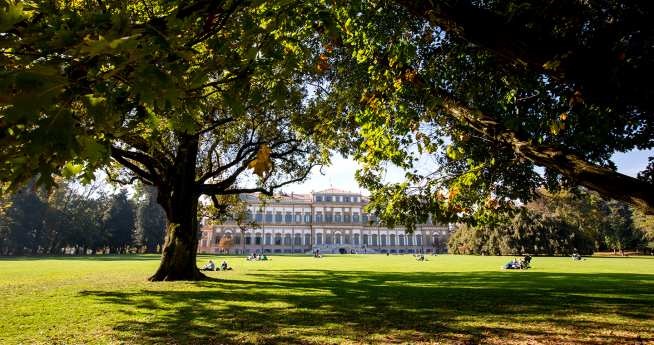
[77, 269, 654, 344]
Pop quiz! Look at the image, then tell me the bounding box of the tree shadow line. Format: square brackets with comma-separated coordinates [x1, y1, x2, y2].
[77, 269, 653, 344]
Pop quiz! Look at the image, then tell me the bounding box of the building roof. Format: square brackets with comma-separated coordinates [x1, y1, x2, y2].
[313, 188, 362, 195]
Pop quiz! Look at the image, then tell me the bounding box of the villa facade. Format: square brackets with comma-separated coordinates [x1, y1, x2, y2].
[198, 188, 450, 255]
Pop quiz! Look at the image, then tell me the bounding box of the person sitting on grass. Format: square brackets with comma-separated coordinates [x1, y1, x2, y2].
[262, 255, 268, 260]
[220, 261, 229, 271]
[201, 260, 215, 271]
[502, 259, 517, 269]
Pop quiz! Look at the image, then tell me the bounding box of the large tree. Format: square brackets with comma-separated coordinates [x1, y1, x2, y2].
[308, 0, 654, 231]
[0, 1, 330, 280]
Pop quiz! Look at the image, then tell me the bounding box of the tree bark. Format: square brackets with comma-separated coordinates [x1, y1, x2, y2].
[148, 134, 205, 281]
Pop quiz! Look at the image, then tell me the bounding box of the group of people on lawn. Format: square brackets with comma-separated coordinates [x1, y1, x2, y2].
[572, 253, 584, 260]
[201, 260, 230, 271]
[502, 255, 531, 269]
[247, 253, 269, 261]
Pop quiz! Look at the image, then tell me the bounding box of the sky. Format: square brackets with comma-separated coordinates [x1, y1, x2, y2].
[281, 148, 654, 196]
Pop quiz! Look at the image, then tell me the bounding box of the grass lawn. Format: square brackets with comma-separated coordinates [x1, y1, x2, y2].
[1, 254, 653, 344]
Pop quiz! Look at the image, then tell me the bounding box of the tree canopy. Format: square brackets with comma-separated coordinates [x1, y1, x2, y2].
[1, 0, 332, 280]
[311, 0, 654, 232]
[2, 0, 654, 277]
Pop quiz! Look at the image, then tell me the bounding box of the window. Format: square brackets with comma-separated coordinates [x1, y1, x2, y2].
[345, 237, 350, 244]
[390, 249, 397, 253]
[234, 236, 241, 244]
[344, 197, 350, 202]
[334, 215, 342, 222]
[372, 237, 377, 246]
[255, 214, 263, 222]
[295, 215, 301, 222]
[326, 215, 332, 222]
[381, 249, 387, 253]
[344, 215, 351, 223]
[245, 236, 252, 245]
[399, 249, 405, 253]
[215, 248, 220, 253]
[304, 215, 312, 223]
[265, 236, 271, 245]
[246, 214, 253, 221]
[353, 215, 360, 223]
[275, 214, 282, 222]
[285, 214, 292, 222]
[362, 216, 368, 223]
[284, 249, 292, 253]
[335, 236, 341, 244]
[381, 237, 386, 246]
[326, 236, 331, 244]
[354, 237, 359, 245]
[264, 248, 271, 253]
[275, 237, 282, 245]
[255, 236, 261, 245]
[315, 196, 323, 201]
[353, 197, 358, 202]
[305, 236, 311, 245]
[202, 240, 207, 247]
[390, 237, 396, 246]
[316, 214, 323, 222]
[294, 249, 303, 253]
[399, 237, 404, 246]
[265, 214, 272, 222]
[371, 216, 378, 222]
[426, 237, 430, 246]
[215, 236, 220, 244]
[363, 236, 368, 245]
[245, 249, 250, 253]
[407, 249, 414, 253]
[274, 249, 282, 253]
[417, 237, 422, 245]
[335, 196, 340, 202]
[316, 235, 322, 244]
[408, 237, 413, 246]
[325, 196, 332, 202]
[294, 237, 301, 245]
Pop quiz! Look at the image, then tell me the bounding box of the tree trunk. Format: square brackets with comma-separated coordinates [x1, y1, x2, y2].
[148, 134, 205, 281]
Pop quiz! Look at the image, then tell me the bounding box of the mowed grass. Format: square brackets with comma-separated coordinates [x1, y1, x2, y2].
[1, 254, 653, 345]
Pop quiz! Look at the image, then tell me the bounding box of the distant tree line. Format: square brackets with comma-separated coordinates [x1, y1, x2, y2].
[449, 189, 654, 256]
[0, 178, 166, 256]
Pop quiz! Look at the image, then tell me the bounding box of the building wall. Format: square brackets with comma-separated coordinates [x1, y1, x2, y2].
[197, 190, 450, 254]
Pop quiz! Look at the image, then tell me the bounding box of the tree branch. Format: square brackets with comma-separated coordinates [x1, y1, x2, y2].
[412, 76, 654, 215]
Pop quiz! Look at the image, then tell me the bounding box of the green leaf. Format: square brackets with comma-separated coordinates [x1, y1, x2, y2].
[272, 82, 288, 109]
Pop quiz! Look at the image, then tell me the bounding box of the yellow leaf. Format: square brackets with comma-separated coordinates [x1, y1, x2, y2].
[322, 44, 333, 53]
[317, 61, 330, 71]
[320, 54, 329, 60]
[247, 144, 273, 177]
[560, 112, 568, 120]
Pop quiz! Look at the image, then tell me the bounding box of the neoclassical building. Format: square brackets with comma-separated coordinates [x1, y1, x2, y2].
[198, 188, 450, 255]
